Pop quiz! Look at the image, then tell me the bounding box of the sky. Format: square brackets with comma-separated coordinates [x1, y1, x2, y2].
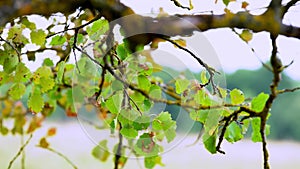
[121, 0, 300, 80]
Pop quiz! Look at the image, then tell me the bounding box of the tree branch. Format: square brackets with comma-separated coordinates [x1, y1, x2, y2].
[1, 1, 300, 41]
[282, 0, 300, 16]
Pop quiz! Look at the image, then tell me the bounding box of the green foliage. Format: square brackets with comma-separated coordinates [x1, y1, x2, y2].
[33, 66, 55, 93]
[203, 132, 217, 154]
[200, 70, 209, 84]
[251, 117, 262, 142]
[86, 19, 109, 41]
[225, 122, 243, 143]
[9, 83, 26, 100]
[30, 29, 47, 46]
[56, 61, 66, 84]
[3, 54, 19, 73]
[230, 88, 245, 104]
[1, 7, 295, 169]
[28, 87, 44, 113]
[175, 79, 190, 94]
[50, 35, 67, 46]
[152, 111, 177, 143]
[15, 62, 32, 83]
[134, 133, 160, 157]
[251, 93, 269, 112]
[138, 75, 151, 92]
[92, 140, 110, 162]
[105, 93, 123, 114]
[144, 155, 164, 169]
[116, 43, 128, 60]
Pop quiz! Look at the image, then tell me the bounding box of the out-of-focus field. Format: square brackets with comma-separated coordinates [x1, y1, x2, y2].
[1, 122, 300, 169]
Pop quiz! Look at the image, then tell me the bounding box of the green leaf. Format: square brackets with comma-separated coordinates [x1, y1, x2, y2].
[34, 66, 53, 79]
[120, 127, 138, 139]
[50, 35, 67, 46]
[43, 58, 54, 67]
[72, 86, 85, 103]
[251, 92, 269, 112]
[40, 77, 55, 93]
[7, 26, 29, 44]
[203, 132, 217, 154]
[28, 87, 44, 113]
[21, 17, 36, 30]
[9, 83, 26, 100]
[130, 91, 145, 102]
[223, 0, 230, 6]
[116, 43, 128, 60]
[141, 99, 152, 112]
[77, 57, 97, 77]
[218, 87, 227, 98]
[92, 140, 110, 162]
[56, 61, 65, 84]
[230, 89, 244, 105]
[33, 66, 55, 92]
[70, 33, 84, 45]
[204, 110, 222, 136]
[133, 115, 151, 130]
[242, 118, 250, 134]
[149, 85, 162, 99]
[190, 110, 208, 123]
[0, 49, 8, 65]
[265, 124, 270, 136]
[194, 89, 212, 106]
[225, 122, 243, 143]
[200, 70, 209, 84]
[144, 155, 164, 169]
[0, 71, 9, 85]
[152, 112, 176, 143]
[111, 80, 123, 91]
[118, 109, 139, 126]
[30, 29, 46, 46]
[134, 133, 160, 156]
[86, 19, 109, 41]
[4, 55, 19, 73]
[138, 75, 151, 92]
[251, 117, 262, 142]
[15, 62, 31, 83]
[105, 93, 123, 114]
[175, 79, 190, 94]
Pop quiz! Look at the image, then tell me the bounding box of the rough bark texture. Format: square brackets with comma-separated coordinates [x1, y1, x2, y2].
[1, 0, 299, 40]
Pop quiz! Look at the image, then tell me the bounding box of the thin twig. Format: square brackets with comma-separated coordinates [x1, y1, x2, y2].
[278, 87, 300, 94]
[161, 37, 221, 95]
[21, 134, 25, 169]
[282, 0, 300, 17]
[46, 14, 102, 38]
[169, 0, 193, 10]
[231, 28, 272, 72]
[124, 90, 142, 115]
[36, 146, 78, 169]
[0, 35, 21, 60]
[7, 134, 33, 169]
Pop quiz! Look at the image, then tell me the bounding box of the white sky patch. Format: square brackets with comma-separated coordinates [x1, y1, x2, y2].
[121, 0, 300, 80]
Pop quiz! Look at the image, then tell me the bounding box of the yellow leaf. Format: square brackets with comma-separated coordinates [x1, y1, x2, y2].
[39, 137, 49, 148]
[47, 127, 57, 137]
[242, 1, 249, 9]
[240, 29, 253, 42]
[174, 39, 186, 47]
